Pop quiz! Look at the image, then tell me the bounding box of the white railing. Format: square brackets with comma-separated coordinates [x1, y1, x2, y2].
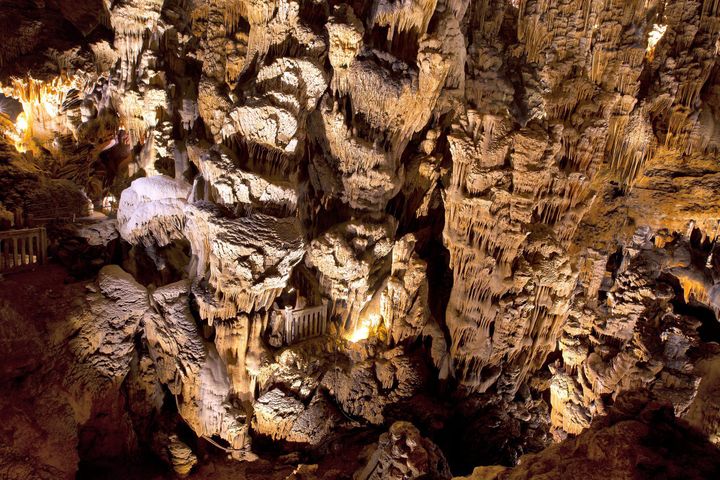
[281, 304, 328, 345]
[0, 227, 48, 272]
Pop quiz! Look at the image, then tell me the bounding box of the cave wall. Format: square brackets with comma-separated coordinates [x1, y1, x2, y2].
[1, 0, 720, 478]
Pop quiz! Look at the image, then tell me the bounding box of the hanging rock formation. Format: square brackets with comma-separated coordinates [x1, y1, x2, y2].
[2, 0, 720, 478]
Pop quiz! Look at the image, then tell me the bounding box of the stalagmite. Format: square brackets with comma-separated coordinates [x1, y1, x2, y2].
[2, 0, 720, 477]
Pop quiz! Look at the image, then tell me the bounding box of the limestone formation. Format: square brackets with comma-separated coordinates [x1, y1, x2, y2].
[2, 0, 720, 478]
[355, 421, 451, 480]
[167, 435, 199, 476]
[321, 346, 426, 424]
[186, 206, 305, 321]
[305, 217, 396, 338]
[454, 400, 720, 480]
[117, 176, 191, 247]
[253, 388, 338, 445]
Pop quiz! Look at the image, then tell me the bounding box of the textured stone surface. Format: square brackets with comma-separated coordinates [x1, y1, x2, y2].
[355, 421, 451, 480]
[455, 401, 720, 480]
[117, 176, 191, 247]
[2, 0, 720, 478]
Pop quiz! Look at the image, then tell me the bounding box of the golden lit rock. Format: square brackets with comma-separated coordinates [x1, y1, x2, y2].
[2, 0, 720, 478]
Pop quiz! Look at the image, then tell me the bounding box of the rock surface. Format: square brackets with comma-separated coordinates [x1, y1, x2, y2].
[355, 421, 452, 480]
[1, 0, 720, 478]
[454, 400, 720, 480]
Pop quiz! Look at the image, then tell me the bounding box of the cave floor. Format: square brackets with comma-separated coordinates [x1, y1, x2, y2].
[0, 262, 371, 479]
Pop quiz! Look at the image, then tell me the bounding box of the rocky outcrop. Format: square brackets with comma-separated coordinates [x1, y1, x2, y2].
[167, 435, 198, 476]
[549, 229, 719, 439]
[321, 346, 426, 424]
[187, 206, 305, 321]
[147, 280, 254, 457]
[455, 400, 720, 480]
[222, 58, 327, 156]
[2, 0, 720, 477]
[355, 421, 451, 480]
[305, 217, 396, 338]
[189, 144, 298, 216]
[253, 389, 338, 445]
[117, 176, 191, 247]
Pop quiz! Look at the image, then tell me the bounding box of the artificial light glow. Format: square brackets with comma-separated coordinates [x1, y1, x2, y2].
[646, 24, 667, 60]
[14, 113, 29, 152]
[1, 75, 83, 154]
[102, 194, 117, 212]
[346, 314, 382, 343]
[15, 113, 27, 133]
[2, 112, 29, 152]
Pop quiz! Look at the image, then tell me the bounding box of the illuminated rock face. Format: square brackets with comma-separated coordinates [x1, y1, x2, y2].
[117, 175, 191, 247]
[2, 0, 720, 478]
[355, 421, 452, 480]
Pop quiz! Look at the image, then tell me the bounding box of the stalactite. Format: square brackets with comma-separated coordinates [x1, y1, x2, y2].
[6, 0, 720, 473]
[518, 15, 553, 64]
[369, 0, 438, 41]
[223, 0, 249, 33]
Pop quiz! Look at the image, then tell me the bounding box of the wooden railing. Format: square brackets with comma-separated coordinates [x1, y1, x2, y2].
[282, 304, 328, 345]
[26, 200, 88, 225]
[0, 227, 47, 272]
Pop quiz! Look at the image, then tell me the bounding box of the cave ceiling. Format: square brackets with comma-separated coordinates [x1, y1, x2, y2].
[1, 0, 720, 479]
